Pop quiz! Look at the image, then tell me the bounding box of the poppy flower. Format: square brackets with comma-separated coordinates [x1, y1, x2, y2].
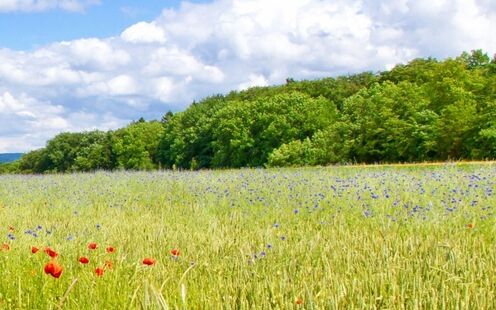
[31, 246, 39, 254]
[106, 246, 115, 253]
[44, 261, 63, 278]
[79, 257, 89, 264]
[143, 258, 156, 266]
[467, 223, 474, 229]
[2, 243, 10, 251]
[295, 297, 303, 305]
[95, 267, 105, 276]
[104, 260, 113, 269]
[170, 249, 180, 257]
[88, 243, 98, 250]
[44, 247, 58, 258]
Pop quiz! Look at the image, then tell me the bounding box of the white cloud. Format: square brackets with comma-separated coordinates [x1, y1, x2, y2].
[107, 75, 138, 96]
[0, 0, 100, 12]
[0, 91, 127, 152]
[238, 74, 268, 91]
[1, 0, 496, 152]
[121, 22, 166, 44]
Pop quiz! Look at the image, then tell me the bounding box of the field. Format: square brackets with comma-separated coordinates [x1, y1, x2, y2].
[0, 164, 495, 309]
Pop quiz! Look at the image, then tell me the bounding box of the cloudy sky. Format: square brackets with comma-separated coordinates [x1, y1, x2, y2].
[0, 0, 495, 153]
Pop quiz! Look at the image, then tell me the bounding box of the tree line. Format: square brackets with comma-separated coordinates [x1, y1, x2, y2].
[1, 50, 495, 173]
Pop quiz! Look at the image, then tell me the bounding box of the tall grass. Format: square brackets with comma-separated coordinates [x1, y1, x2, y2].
[0, 164, 495, 309]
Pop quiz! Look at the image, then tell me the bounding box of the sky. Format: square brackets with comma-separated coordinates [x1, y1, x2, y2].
[0, 0, 495, 153]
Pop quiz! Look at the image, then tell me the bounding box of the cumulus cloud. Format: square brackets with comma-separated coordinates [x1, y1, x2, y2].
[121, 22, 167, 44]
[0, 0, 100, 12]
[0, 91, 126, 152]
[0, 0, 495, 152]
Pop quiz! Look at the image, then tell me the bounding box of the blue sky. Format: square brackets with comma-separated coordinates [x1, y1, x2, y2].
[0, 0, 209, 50]
[0, 0, 495, 153]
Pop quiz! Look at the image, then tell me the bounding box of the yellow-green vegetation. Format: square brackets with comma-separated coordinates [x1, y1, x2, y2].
[0, 163, 495, 309]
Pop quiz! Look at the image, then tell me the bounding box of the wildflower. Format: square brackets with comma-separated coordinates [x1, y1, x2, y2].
[95, 267, 104, 276]
[170, 249, 180, 257]
[7, 233, 15, 240]
[104, 260, 113, 269]
[106, 246, 115, 253]
[143, 258, 156, 266]
[79, 257, 89, 264]
[31, 246, 39, 254]
[44, 247, 58, 258]
[8, 226, 15, 232]
[88, 243, 98, 250]
[2, 243, 10, 251]
[467, 223, 474, 229]
[295, 297, 303, 305]
[44, 261, 63, 278]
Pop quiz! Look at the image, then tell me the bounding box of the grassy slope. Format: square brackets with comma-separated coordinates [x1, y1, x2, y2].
[0, 164, 495, 308]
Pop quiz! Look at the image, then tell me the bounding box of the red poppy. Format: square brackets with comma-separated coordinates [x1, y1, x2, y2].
[79, 256, 89, 264]
[143, 258, 156, 266]
[95, 267, 104, 276]
[104, 260, 113, 269]
[467, 223, 474, 229]
[88, 243, 98, 250]
[44, 247, 58, 258]
[106, 246, 115, 253]
[295, 297, 303, 305]
[170, 249, 180, 257]
[2, 243, 10, 251]
[31, 246, 39, 254]
[44, 261, 63, 278]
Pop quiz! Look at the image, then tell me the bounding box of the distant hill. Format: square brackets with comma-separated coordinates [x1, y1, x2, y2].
[0, 153, 23, 163]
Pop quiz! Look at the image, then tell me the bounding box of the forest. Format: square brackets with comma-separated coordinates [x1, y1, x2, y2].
[1, 50, 495, 173]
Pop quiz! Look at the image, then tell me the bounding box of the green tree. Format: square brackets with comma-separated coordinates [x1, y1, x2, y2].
[111, 121, 164, 170]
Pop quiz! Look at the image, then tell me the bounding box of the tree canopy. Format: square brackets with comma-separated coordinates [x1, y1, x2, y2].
[4, 49, 495, 173]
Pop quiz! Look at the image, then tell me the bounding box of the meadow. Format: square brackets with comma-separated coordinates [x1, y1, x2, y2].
[0, 163, 495, 309]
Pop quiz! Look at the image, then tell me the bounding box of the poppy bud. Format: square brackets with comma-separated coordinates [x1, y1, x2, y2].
[79, 257, 89, 264]
[143, 258, 156, 266]
[88, 243, 98, 250]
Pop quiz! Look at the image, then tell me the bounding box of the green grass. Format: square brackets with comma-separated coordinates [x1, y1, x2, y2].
[0, 164, 495, 309]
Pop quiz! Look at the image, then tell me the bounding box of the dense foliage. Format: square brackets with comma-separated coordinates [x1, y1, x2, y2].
[3, 50, 495, 173]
